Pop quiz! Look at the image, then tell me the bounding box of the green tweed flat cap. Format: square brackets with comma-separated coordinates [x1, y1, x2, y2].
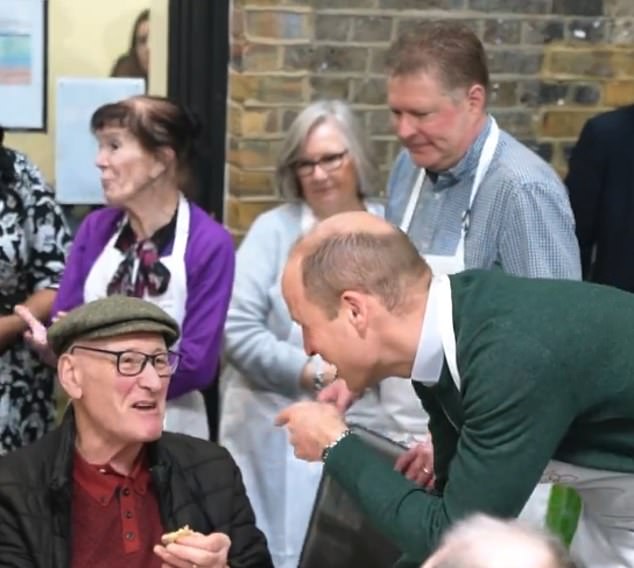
[48, 295, 180, 356]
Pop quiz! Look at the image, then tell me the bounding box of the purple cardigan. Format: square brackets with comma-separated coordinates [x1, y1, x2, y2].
[53, 202, 235, 399]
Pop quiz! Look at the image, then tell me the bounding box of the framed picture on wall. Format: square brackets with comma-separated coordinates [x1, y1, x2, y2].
[0, 0, 46, 131]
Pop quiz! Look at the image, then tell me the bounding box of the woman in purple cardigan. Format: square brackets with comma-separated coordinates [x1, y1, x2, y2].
[30, 96, 234, 439]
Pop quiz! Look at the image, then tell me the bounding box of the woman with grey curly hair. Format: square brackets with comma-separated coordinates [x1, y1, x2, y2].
[219, 99, 399, 568]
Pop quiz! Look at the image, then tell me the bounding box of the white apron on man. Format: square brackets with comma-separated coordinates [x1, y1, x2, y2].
[545, 461, 634, 567]
[382, 118, 558, 532]
[83, 194, 209, 439]
[433, 275, 634, 566]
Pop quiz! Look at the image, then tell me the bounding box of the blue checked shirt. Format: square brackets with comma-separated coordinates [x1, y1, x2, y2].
[386, 117, 581, 280]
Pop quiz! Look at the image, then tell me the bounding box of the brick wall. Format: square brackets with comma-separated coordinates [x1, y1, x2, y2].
[227, 0, 634, 236]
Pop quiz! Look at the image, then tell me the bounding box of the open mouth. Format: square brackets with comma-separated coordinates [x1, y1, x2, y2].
[132, 401, 158, 411]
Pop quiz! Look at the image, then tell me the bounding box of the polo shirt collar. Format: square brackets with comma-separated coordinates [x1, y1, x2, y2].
[73, 448, 151, 506]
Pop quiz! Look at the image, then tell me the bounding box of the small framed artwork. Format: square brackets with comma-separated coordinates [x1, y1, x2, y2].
[0, 0, 47, 131]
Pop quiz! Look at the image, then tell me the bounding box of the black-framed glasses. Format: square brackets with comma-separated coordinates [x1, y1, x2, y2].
[293, 150, 348, 177]
[70, 345, 181, 378]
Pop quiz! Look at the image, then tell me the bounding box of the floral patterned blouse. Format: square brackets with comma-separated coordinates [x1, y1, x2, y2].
[0, 149, 70, 454]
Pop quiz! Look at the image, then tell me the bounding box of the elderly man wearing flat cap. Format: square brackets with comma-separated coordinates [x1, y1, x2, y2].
[0, 295, 272, 568]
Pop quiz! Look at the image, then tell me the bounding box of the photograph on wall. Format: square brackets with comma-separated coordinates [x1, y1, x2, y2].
[0, 0, 46, 130]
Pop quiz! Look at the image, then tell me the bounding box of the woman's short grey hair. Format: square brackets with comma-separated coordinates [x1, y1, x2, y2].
[276, 100, 379, 201]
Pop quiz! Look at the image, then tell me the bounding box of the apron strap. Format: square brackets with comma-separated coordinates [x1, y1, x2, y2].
[435, 274, 461, 391]
[171, 193, 190, 258]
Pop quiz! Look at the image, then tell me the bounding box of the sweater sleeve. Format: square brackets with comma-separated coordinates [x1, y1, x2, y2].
[223, 212, 309, 398]
[167, 215, 235, 399]
[325, 334, 573, 562]
[52, 213, 98, 315]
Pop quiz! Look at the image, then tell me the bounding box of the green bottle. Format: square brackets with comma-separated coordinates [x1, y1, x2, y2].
[545, 484, 582, 548]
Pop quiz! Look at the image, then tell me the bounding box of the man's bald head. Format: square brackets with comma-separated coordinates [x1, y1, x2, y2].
[423, 515, 575, 568]
[285, 211, 430, 319]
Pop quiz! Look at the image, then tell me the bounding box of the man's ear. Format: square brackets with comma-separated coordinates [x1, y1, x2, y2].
[341, 290, 368, 335]
[466, 83, 487, 112]
[58, 354, 83, 400]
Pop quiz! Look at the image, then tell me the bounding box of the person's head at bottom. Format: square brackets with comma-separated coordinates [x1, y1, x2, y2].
[421, 514, 575, 568]
[48, 295, 180, 463]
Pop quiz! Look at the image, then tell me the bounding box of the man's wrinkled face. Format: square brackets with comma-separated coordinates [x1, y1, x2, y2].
[62, 332, 171, 450]
[282, 259, 378, 394]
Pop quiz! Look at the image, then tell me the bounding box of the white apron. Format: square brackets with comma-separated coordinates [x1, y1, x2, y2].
[379, 119, 500, 441]
[83, 194, 209, 439]
[437, 275, 634, 566]
[546, 461, 634, 567]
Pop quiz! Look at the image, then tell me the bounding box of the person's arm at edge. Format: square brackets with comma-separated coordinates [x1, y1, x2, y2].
[498, 176, 582, 280]
[51, 212, 102, 316]
[565, 118, 606, 278]
[4, 153, 71, 340]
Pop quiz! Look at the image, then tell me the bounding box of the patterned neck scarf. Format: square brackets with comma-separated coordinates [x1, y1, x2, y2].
[106, 208, 177, 298]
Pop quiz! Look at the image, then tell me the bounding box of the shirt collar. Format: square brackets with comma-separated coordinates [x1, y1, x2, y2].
[436, 115, 492, 185]
[73, 448, 151, 506]
[411, 275, 445, 385]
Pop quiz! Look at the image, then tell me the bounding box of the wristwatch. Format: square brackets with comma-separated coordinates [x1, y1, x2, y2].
[313, 358, 326, 393]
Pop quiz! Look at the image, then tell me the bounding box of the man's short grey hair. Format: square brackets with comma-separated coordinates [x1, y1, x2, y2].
[300, 229, 429, 319]
[429, 514, 576, 568]
[276, 99, 379, 201]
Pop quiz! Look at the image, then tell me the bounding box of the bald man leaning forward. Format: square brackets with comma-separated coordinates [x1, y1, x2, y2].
[276, 211, 634, 568]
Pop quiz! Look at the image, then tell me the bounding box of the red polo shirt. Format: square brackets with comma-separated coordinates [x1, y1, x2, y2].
[71, 449, 164, 568]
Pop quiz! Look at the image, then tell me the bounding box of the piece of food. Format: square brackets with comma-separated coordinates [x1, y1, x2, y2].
[161, 525, 194, 545]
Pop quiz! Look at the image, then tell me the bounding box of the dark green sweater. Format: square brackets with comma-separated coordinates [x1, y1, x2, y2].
[326, 269, 634, 564]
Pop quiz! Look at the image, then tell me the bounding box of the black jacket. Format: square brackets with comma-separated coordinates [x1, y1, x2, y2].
[0, 412, 273, 567]
[566, 104, 634, 292]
